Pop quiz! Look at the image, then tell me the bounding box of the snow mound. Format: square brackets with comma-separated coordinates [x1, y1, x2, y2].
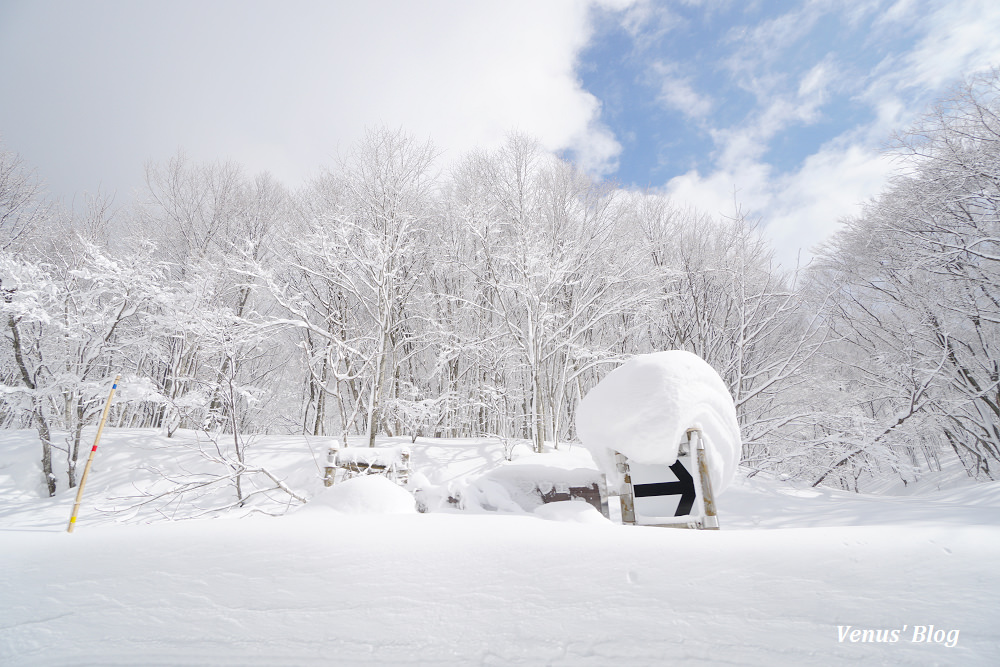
[306, 475, 417, 515]
[476, 451, 604, 510]
[575, 350, 741, 493]
[533, 500, 610, 524]
[414, 450, 606, 514]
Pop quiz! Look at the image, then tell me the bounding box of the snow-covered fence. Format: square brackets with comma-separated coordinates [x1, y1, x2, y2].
[331, 446, 411, 487]
[412, 456, 610, 517]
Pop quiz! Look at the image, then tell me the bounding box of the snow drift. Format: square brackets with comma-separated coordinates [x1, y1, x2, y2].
[303, 475, 417, 515]
[576, 350, 741, 492]
[412, 449, 606, 515]
[3, 429, 999, 665]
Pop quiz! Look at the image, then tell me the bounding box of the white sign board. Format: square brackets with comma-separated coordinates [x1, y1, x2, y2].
[627, 452, 703, 526]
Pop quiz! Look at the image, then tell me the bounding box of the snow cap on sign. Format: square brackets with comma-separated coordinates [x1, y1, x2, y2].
[575, 350, 741, 493]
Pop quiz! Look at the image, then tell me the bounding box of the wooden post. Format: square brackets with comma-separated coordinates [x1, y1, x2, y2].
[323, 445, 338, 487]
[67, 375, 120, 533]
[689, 428, 720, 530]
[395, 449, 411, 485]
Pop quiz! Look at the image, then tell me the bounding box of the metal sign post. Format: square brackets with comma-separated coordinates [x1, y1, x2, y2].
[689, 428, 719, 529]
[616, 452, 636, 525]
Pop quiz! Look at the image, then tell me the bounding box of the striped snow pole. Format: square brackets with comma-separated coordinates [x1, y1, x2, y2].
[67, 375, 120, 533]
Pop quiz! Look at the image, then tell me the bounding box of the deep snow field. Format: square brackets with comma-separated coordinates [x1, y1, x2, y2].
[2, 427, 999, 666]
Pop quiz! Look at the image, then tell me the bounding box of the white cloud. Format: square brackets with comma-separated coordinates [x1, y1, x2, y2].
[722, 3, 825, 100]
[657, 0, 1000, 270]
[701, 56, 837, 170]
[0, 0, 630, 200]
[617, 0, 684, 48]
[874, 0, 918, 27]
[901, 0, 1000, 90]
[861, 0, 1000, 129]
[664, 138, 894, 270]
[798, 60, 834, 100]
[764, 143, 895, 268]
[567, 116, 624, 176]
[652, 61, 713, 120]
[664, 158, 774, 219]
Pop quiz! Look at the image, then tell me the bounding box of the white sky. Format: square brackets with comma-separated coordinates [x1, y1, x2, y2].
[0, 0, 620, 204]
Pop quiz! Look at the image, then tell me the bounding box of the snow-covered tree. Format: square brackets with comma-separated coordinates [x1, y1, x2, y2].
[0, 234, 162, 494]
[265, 127, 438, 460]
[136, 155, 292, 436]
[451, 135, 649, 451]
[809, 69, 1000, 485]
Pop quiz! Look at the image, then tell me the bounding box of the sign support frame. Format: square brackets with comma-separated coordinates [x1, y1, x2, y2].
[614, 427, 721, 530]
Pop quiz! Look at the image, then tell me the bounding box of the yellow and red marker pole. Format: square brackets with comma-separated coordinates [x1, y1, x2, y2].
[67, 375, 120, 533]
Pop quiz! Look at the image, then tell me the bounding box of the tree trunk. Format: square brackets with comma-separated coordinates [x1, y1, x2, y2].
[532, 371, 545, 453]
[7, 313, 57, 496]
[68, 413, 86, 489]
[36, 404, 56, 497]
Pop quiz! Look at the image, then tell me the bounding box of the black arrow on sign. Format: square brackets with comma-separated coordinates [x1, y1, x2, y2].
[633, 461, 696, 516]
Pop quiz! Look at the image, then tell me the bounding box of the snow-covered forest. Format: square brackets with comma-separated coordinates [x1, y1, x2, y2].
[3, 71, 1000, 499]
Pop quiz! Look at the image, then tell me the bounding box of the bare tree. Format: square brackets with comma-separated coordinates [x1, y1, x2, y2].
[807, 69, 1000, 485]
[263, 127, 437, 470]
[0, 143, 49, 250]
[452, 136, 649, 451]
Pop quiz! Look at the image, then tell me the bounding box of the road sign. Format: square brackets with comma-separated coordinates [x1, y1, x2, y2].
[633, 460, 696, 515]
[616, 429, 720, 529]
[628, 455, 699, 523]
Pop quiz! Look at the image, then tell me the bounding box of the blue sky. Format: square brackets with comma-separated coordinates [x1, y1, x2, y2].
[574, 0, 1000, 265]
[1, 0, 999, 266]
[579, 1, 883, 184]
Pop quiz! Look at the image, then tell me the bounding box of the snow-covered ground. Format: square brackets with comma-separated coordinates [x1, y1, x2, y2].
[2, 427, 999, 665]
